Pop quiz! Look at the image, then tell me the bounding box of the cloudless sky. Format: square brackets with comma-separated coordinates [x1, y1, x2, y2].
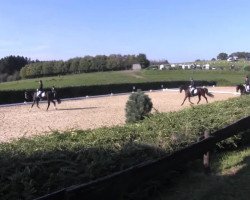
[0, 0, 250, 63]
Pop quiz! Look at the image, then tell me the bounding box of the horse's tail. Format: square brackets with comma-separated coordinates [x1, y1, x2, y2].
[204, 88, 214, 97]
[24, 91, 29, 101]
[24, 91, 34, 102]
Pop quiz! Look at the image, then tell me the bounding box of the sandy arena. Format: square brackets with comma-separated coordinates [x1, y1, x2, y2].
[0, 87, 238, 143]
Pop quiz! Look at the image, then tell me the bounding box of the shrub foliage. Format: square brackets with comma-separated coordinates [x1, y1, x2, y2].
[125, 90, 153, 123]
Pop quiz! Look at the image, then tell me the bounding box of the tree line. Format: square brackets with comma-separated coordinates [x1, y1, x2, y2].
[0, 55, 33, 82]
[2, 51, 249, 83]
[217, 52, 250, 60]
[20, 54, 150, 79]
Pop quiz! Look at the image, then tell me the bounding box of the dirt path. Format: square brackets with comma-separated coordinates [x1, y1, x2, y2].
[0, 87, 238, 143]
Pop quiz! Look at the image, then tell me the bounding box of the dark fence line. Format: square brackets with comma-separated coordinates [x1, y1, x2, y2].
[0, 80, 216, 104]
[35, 116, 250, 200]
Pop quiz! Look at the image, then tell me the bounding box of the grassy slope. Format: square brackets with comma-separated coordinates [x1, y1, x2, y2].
[178, 59, 250, 68]
[155, 146, 250, 200]
[0, 69, 248, 91]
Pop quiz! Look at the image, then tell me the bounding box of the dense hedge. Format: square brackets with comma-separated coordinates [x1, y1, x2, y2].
[0, 80, 216, 104]
[0, 96, 249, 199]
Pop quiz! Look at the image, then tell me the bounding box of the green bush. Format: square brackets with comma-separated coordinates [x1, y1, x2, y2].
[125, 90, 153, 123]
[243, 65, 250, 71]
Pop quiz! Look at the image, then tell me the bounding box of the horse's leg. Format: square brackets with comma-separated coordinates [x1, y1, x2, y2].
[46, 100, 50, 111]
[188, 97, 194, 104]
[36, 100, 40, 109]
[52, 100, 57, 110]
[197, 95, 201, 104]
[203, 94, 208, 103]
[29, 100, 35, 112]
[181, 96, 187, 106]
[31, 100, 35, 108]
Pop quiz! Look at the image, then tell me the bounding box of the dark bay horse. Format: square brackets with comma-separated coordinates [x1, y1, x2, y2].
[25, 90, 61, 110]
[179, 85, 214, 105]
[236, 84, 250, 95]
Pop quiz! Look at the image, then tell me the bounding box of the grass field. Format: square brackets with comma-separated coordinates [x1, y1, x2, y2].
[0, 69, 249, 91]
[178, 59, 250, 69]
[154, 146, 250, 200]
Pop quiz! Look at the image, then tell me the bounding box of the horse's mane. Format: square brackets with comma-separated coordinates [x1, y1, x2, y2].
[236, 84, 244, 88]
[180, 85, 189, 90]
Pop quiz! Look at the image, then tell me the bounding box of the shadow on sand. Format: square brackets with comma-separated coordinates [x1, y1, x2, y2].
[55, 107, 99, 111]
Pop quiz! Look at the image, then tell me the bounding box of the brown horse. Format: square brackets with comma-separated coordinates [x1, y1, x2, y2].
[25, 90, 61, 110]
[236, 84, 250, 95]
[179, 85, 214, 105]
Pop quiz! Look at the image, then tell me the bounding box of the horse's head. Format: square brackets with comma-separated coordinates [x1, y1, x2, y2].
[236, 85, 240, 92]
[179, 86, 183, 93]
[236, 84, 244, 93]
[179, 85, 188, 93]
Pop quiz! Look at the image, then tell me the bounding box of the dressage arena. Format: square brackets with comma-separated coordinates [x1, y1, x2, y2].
[0, 87, 239, 143]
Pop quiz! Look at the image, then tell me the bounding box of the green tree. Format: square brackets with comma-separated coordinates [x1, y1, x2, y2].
[137, 53, 150, 69]
[106, 54, 124, 71]
[0, 55, 29, 82]
[123, 55, 137, 70]
[217, 53, 228, 60]
[69, 58, 80, 73]
[79, 56, 93, 72]
[20, 66, 28, 79]
[42, 62, 54, 76]
[53, 61, 64, 74]
[230, 52, 250, 59]
[92, 55, 107, 72]
[61, 61, 71, 74]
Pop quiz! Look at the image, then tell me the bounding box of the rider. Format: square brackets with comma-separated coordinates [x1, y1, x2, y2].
[51, 85, 56, 98]
[245, 75, 250, 92]
[37, 80, 43, 99]
[189, 77, 196, 95]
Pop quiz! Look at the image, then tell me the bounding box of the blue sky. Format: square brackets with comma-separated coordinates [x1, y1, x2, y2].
[0, 0, 250, 63]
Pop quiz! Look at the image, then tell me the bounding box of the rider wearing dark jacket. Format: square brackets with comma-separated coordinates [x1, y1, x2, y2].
[38, 80, 43, 90]
[37, 80, 43, 98]
[51, 86, 56, 98]
[190, 78, 195, 88]
[190, 78, 196, 95]
[245, 76, 250, 85]
[245, 76, 250, 91]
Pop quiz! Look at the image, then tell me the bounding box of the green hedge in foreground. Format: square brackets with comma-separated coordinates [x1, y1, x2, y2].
[0, 96, 249, 199]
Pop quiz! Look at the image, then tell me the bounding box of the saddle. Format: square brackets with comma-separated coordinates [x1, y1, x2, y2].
[189, 88, 197, 96]
[245, 84, 250, 92]
[36, 91, 45, 98]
